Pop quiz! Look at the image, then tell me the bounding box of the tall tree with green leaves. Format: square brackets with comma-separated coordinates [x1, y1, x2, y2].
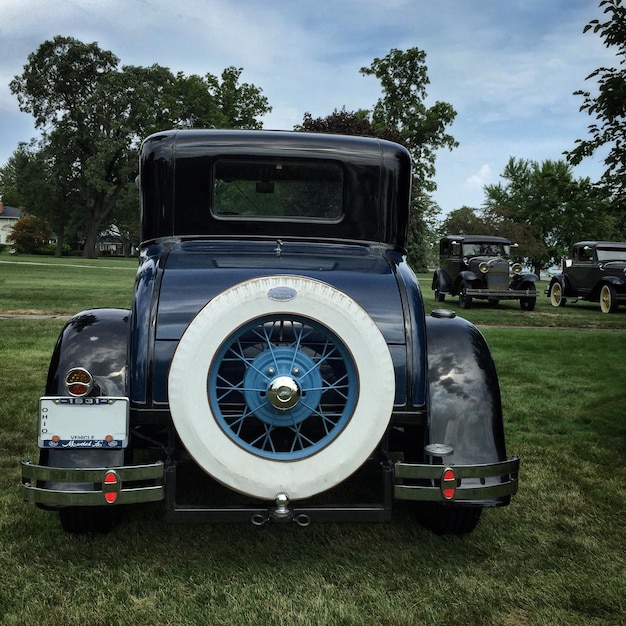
[484, 157, 616, 274]
[440, 207, 493, 236]
[360, 48, 458, 195]
[567, 0, 626, 232]
[9, 36, 271, 257]
[300, 49, 457, 270]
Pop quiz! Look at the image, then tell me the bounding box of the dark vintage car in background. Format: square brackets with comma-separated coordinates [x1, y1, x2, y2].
[432, 235, 538, 310]
[547, 240, 626, 313]
[21, 130, 519, 536]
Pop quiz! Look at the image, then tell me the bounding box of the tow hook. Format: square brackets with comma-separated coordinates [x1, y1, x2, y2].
[250, 493, 312, 527]
[271, 492, 291, 522]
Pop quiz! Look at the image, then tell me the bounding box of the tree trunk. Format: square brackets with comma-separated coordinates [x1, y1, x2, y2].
[55, 223, 65, 257]
[82, 220, 100, 258]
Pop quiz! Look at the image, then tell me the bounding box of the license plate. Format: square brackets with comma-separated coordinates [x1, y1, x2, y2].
[38, 397, 129, 449]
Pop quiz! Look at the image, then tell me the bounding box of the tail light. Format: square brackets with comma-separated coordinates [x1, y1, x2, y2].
[64, 367, 94, 397]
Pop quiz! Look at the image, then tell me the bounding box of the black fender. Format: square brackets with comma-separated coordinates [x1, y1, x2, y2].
[548, 273, 569, 296]
[40, 309, 131, 482]
[46, 308, 130, 395]
[510, 272, 538, 290]
[425, 311, 507, 466]
[431, 269, 452, 294]
[455, 271, 479, 294]
[590, 276, 626, 300]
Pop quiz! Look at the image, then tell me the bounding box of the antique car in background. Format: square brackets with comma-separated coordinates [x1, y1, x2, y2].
[21, 130, 519, 536]
[432, 235, 538, 310]
[547, 240, 626, 313]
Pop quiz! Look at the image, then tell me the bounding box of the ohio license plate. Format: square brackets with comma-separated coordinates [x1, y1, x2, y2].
[38, 397, 129, 449]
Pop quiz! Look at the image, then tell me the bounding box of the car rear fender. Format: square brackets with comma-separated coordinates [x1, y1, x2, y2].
[425, 312, 507, 466]
[39, 308, 131, 479]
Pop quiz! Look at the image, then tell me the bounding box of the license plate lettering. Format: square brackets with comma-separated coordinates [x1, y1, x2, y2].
[38, 397, 129, 449]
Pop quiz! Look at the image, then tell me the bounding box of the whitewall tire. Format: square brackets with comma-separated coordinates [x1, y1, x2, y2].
[168, 275, 395, 500]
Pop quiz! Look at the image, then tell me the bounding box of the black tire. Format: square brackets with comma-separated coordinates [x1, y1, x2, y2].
[520, 284, 536, 311]
[59, 507, 118, 534]
[434, 288, 446, 303]
[416, 503, 482, 535]
[549, 281, 566, 307]
[458, 281, 472, 309]
[600, 284, 618, 313]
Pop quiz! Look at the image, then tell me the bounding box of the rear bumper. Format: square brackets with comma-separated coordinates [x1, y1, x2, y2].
[21, 455, 519, 510]
[393, 456, 519, 503]
[21, 460, 165, 507]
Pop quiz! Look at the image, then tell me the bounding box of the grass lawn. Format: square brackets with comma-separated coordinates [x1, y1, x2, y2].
[1, 255, 625, 625]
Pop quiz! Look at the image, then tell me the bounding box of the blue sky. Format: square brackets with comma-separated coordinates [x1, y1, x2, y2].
[0, 0, 616, 217]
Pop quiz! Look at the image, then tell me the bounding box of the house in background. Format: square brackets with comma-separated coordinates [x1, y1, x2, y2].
[0, 202, 25, 246]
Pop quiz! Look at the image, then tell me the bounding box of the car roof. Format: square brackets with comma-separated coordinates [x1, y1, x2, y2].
[440, 234, 511, 244]
[573, 240, 626, 248]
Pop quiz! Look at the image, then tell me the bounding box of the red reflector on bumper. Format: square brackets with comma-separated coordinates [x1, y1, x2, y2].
[103, 471, 119, 504]
[441, 468, 456, 500]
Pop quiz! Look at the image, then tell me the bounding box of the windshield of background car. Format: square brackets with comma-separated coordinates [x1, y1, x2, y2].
[596, 247, 626, 262]
[462, 243, 510, 257]
[212, 159, 344, 221]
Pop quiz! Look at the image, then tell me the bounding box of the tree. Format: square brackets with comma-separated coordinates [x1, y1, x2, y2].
[9, 36, 271, 257]
[300, 49, 458, 270]
[483, 157, 616, 274]
[7, 215, 53, 254]
[567, 0, 626, 227]
[440, 207, 492, 236]
[360, 48, 458, 194]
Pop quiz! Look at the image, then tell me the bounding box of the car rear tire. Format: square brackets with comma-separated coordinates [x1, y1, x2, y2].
[520, 284, 536, 311]
[168, 275, 395, 501]
[600, 284, 618, 313]
[458, 281, 472, 309]
[59, 507, 118, 534]
[549, 281, 566, 307]
[415, 503, 482, 535]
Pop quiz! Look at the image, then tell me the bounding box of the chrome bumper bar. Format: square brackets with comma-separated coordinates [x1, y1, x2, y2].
[394, 456, 519, 502]
[21, 460, 165, 507]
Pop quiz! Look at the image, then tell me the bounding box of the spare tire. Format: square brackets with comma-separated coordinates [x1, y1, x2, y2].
[168, 275, 395, 500]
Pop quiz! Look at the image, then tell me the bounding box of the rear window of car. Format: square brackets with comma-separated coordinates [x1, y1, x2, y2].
[212, 159, 343, 221]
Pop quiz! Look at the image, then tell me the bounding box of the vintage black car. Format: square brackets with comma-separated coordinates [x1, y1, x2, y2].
[21, 130, 519, 535]
[546, 241, 626, 313]
[432, 235, 538, 310]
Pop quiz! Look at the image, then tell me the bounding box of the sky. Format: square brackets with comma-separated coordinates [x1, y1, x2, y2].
[0, 0, 616, 218]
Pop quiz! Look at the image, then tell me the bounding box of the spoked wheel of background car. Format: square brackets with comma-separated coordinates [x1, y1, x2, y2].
[519, 284, 537, 311]
[168, 276, 395, 501]
[458, 281, 472, 309]
[600, 283, 618, 313]
[415, 503, 482, 535]
[549, 281, 566, 307]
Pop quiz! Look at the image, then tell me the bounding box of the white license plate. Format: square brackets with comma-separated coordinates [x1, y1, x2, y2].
[38, 397, 129, 449]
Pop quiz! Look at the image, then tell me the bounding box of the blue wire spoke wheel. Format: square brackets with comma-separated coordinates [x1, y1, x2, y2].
[209, 316, 358, 460]
[169, 276, 395, 500]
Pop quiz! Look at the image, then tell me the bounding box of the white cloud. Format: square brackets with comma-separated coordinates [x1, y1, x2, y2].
[466, 164, 493, 190]
[0, 0, 618, 215]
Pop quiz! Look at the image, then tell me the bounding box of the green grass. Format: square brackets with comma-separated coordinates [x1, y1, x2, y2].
[0, 254, 137, 314]
[1, 258, 626, 625]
